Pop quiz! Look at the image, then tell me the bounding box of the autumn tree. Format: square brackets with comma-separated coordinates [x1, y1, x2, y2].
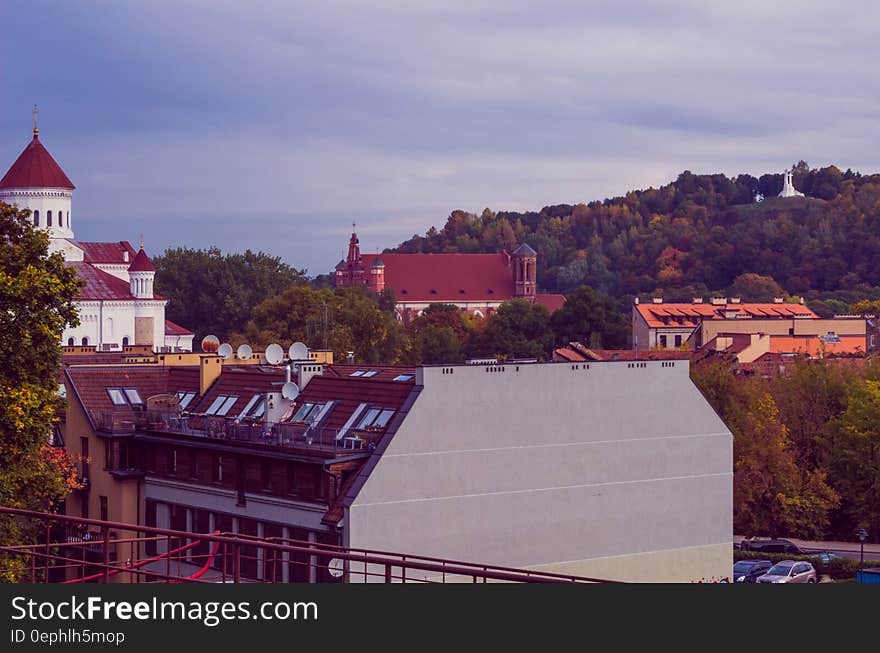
[726, 273, 785, 302]
[0, 202, 83, 580]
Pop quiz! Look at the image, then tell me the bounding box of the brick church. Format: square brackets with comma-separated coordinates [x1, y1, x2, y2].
[334, 228, 566, 321]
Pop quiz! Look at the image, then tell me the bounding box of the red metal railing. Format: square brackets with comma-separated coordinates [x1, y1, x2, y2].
[0, 506, 620, 584]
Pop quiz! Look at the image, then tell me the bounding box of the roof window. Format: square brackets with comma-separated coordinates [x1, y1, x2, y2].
[393, 374, 414, 382]
[361, 370, 379, 378]
[350, 370, 366, 377]
[123, 388, 143, 406]
[107, 388, 127, 406]
[205, 395, 239, 416]
[176, 391, 196, 411]
[356, 407, 396, 431]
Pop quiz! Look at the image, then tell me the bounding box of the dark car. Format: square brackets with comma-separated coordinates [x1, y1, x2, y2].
[739, 539, 804, 555]
[733, 559, 773, 583]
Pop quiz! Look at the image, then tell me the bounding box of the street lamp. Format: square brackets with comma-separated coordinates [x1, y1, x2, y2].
[857, 528, 868, 582]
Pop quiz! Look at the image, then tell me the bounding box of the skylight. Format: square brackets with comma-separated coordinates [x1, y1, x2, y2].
[356, 407, 396, 430]
[291, 402, 315, 422]
[107, 387, 127, 406]
[349, 371, 366, 377]
[177, 391, 196, 411]
[361, 370, 379, 378]
[123, 388, 143, 405]
[393, 374, 414, 382]
[216, 396, 239, 416]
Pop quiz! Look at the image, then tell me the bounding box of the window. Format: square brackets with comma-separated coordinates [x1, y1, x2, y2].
[237, 394, 264, 420]
[372, 409, 395, 429]
[357, 408, 381, 429]
[216, 396, 238, 416]
[349, 370, 366, 377]
[100, 496, 108, 522]
[67, 338, 75, 346]
[107, 387, 127, 406]
[82, 337, 89, 346]
[123, 387, 143, 405]
[393, 374, 413, 382]
[674, 335, 682, 348]
[291, 402, 315, 422]
[213, 455, 223, 483]
[205, 395, 228, 415]
[122, 336, 129, 346]
[361, 370, 379, 378]
[177, 391, 196, 411]
[47, 210, 52, 227]
[33, 210, 39, 226]
[170, 449, 177, 474]
[250, 400, 265, 418]
[659, 335, 667, 348]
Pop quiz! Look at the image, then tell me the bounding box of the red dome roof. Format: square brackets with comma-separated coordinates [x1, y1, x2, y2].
[0, 134, 74, 190]
[128, 248, 155, 272]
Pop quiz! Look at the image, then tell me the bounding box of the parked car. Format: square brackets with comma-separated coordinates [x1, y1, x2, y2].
[756, 560, 818, 583]
[733, 559, 773, 583]
[739, 539, 804, 555]
[809, 551, 843, 565]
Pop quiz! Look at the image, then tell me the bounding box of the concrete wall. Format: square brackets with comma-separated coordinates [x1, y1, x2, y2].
[347, 360, 732, 583]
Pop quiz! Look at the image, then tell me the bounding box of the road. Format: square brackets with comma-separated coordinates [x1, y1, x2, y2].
[735, 536, 880, 561]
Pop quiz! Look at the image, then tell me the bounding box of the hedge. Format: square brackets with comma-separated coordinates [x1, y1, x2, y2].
[734, 549, 880, 580]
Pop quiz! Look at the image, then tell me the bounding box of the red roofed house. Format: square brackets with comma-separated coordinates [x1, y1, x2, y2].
[0, 121, 193, 352]
[334, 228, 566, 321]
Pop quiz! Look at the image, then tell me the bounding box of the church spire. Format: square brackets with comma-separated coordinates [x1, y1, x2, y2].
[32, 104, 39, 138]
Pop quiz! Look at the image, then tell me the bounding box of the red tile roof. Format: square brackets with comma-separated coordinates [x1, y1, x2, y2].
[164, 320, 193, 336]
[553, 343, 690, 362]
[67, 262, 164, 301]
[362, 253, 514, 303]
[635, 301, 817, 328]
[531, 293, 566, 314]
[77, 241, 137, 264]
[323, 364, 417, 381]
[0, 135, 74, 189]
[128, 248, 155, 272]
[767, 335, 866, 357]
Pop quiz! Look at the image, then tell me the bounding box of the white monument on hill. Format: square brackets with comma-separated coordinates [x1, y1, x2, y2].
[779, 169, 805, 198]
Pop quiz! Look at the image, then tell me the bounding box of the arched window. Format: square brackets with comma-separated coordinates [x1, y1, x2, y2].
[122, 337, 129, 346]
[47, 211, 52, 227]
[473, 309, 484, 318]
[82, 337, 89, 346]
[59, 212, 63, 227]
[67, 338, 75, 346]
[67, 211, 70, 227]
[33, 210, 39, 226]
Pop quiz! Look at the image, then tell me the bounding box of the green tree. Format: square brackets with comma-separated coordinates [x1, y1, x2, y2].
[153, 247, 305, 343]
[415, 325, 463, 364]
[550, 285, 629, 349]
[240, 285, 406, 364]
[0, 202, 83, 580]
[465, 300, 553, 360]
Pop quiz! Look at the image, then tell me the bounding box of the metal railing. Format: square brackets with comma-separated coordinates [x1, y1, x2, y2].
[0, 507, 619, 584]
[94, 411, 372, 453]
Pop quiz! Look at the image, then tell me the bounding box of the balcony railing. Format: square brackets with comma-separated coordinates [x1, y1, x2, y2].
[93, 410, 373, 454]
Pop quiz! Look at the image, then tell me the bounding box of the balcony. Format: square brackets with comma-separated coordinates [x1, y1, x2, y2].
[93, 410, 375, 455]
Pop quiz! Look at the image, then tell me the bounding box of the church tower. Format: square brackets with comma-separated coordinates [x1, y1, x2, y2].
[0, 108, 76, 242]
[511, 243, 537, 298]
[368, 256, 386, 293]
[338, 227, 367, 287]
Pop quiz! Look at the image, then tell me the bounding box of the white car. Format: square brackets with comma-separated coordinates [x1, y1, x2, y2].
[756, 560, 818, 583]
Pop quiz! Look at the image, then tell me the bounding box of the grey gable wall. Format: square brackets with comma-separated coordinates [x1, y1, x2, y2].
[346, 360, 732, 582]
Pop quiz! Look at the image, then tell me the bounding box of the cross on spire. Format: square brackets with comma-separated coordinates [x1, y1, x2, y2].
[32, 104, 38, 137]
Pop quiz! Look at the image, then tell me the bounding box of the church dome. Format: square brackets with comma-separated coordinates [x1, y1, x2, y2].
[0, 133, 74, 189]
[128, 247, 155, 272]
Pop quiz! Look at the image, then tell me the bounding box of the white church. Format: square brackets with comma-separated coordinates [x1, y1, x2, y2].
[0, 121, 194, 352]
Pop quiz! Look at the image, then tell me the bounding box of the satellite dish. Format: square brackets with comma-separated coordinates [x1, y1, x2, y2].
[217, 343, 233, 360]
[265, 343, 284, 365]
[236, 344, 253, 360]
[327, 558, 344, 578]
[289, 341, 309, 361]
[201, 334, 220, 353]
[281, 382, 299, 400]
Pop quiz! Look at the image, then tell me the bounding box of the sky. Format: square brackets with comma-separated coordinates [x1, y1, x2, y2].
[2, 1, 879, 276]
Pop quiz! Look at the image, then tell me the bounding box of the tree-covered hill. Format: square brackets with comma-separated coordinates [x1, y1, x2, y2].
[390, 163, 880, 308]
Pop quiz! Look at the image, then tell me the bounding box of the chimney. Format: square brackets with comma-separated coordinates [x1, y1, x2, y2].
[346, 350, 355, 363]
[729, 297, 741, 304]
[693, 297, 704, 304]
[710, 297, 727, 305]
[199, 355, 222, 395]
[634, 297, 639, 305]
[773, 297, 784, 304]
[652, 297, 663, 304]
[295, 362, 324, 391]
[799, 297, 805, 305]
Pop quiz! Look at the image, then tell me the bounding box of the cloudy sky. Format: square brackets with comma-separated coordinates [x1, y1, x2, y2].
[2, 1, 878, 275]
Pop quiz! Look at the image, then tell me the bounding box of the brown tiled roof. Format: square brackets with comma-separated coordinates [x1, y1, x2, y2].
[531, 293, 566, 314]
[66, 366, 201, 423]
[164, 319, 193, 336]
[323, 364, 417, 381]
[554, 343, 690, 362]
[189, 367, 286, 417]
[66, 261, 164, 301]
